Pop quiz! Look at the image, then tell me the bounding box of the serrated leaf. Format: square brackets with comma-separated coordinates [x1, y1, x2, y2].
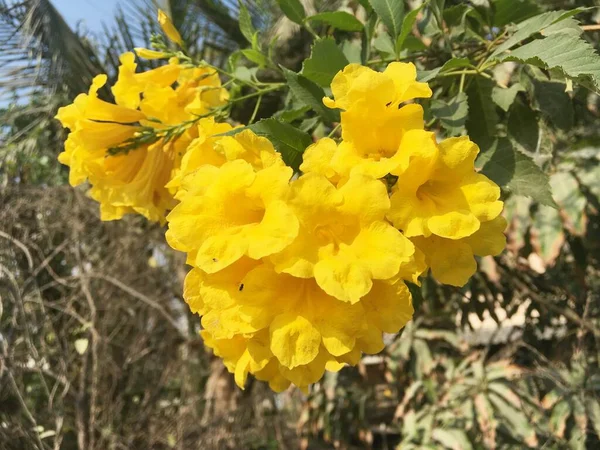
[369, 0, 404, 39]
[481, 138, 556, 207]
[492, 83, 526, 112]
[240, 49, 269, 67]
[276, 0, 306, 25]
[431, 92, 468, 136]
[374, 32, 396, 54]
[508, 99, 539, 153]
[341, 40, 361, 63]
[490, 9, 584, 58]
[301, 38, 349, 87]
[225, 119, 312, 171]
[498, 33, 600, 93]
[238, 3, 255, 44]
[283, 67, 339, 124]
[418, 68, 441, 82]
[275, 105, 311, 123]
[432, 429, 473, 450]
[527, 78, 574, 130]
[374, 31, 396, 55]
[308, 11, 364, 31]
[466, 77, 499, 150]
[492, 0, 541, 27]
[440, 57, 474, 72]
[396, 5, 424, 52]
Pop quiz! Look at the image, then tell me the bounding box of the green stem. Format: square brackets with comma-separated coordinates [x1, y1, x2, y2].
[327, 123, 341, 138]
[249, 94, 263, 124]
[230, 84, 285, 103]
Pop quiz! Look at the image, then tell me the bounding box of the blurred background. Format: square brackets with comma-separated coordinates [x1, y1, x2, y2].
[1, 0, 600, 449]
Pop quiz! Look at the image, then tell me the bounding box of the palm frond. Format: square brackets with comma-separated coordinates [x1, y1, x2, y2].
[0, 0, 106, 100]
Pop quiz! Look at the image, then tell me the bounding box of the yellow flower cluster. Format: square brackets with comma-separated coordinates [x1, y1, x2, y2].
[55, 52, 229, 223]
[164, 62, 505, 392]
[304, 63, 507, 286]
[56, 30, 506, 391]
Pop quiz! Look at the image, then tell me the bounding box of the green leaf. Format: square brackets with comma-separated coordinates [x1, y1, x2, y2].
[341, 40, 361, 64]
[492, 83, 526, 112]
[432, 429, 473, 450]
[308, 11, 364, 31]
[275, 105, 311, 123]
[282, 67, 339, 124]
[532, 80, 574, 130]
[490, 10, 584, 58]
[440, 57, 474, 73]
[238, 3, 256, 44]
[430, 92, 469, 136]
[492, 0, 541, 27]
[276, 0, 306, 25]
[240, 49, 269, 67]
[508, 99, 539, 153]
[374, 32, 396, 55]
[550, 400, 571, 438]
[551, 172, 586, 234]
[368, 0, 404, 39]
[498, 32, 600, 93]
[533, 205, 564, 262]
[395, 5, 424, 52]
[361, 12, 378, 64]
[226, 119, 312, 171]
[489, 392, 538, 445]
[585, 398, 600, 438]
[481, 138, 556, 207]
[418, 68, 441, 82]
[466, 77, 498, 150]
[301, 38, 349, 87]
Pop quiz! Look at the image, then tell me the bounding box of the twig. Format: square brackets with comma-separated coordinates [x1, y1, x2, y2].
[89, 273, 184, 335]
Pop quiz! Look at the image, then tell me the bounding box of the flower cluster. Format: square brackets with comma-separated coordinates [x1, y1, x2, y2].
[164, 62, 505, 392]
[55, 51, 229, 223]
[56, 10, 506, 391]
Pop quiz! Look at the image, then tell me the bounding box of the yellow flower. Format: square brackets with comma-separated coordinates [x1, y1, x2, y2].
[271, 173, 416, 302]
[112, 52, 181, 110]
[388, 130, 504, 240]
[356, 279, 414, 354]
[166, 118, 235, 196]
[56, 52, 230, 223]
[412, 215, 508, 286]
[166, 158, 298, 273]
[324, 62, 431, 111]
[158, 9, 183, 45]
[134, 48, 169, 59]
[323, 63, 432, 178]
[299, 137, 343, 184]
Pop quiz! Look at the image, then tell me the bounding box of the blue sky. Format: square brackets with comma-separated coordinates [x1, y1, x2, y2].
[53, 0, 121, 33]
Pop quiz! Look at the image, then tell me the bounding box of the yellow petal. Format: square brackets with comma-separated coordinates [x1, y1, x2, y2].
[270, 313, 321, 368]
[465, 215, 507, 256]
[158, 9, 183, 45]
[134, 48, 169, 59]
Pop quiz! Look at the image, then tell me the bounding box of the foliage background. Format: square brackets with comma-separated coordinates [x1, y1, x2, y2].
[1, 0, 600, 449]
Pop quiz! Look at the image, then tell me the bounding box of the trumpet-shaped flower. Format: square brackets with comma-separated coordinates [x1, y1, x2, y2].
[56, 52, 229, 223]
[388, 130, 504, 239]
[166, 159, 298, 273]
[412, 215, 508, 286]
[271, 173, 416, 302]
[323, 63, 432, 178]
